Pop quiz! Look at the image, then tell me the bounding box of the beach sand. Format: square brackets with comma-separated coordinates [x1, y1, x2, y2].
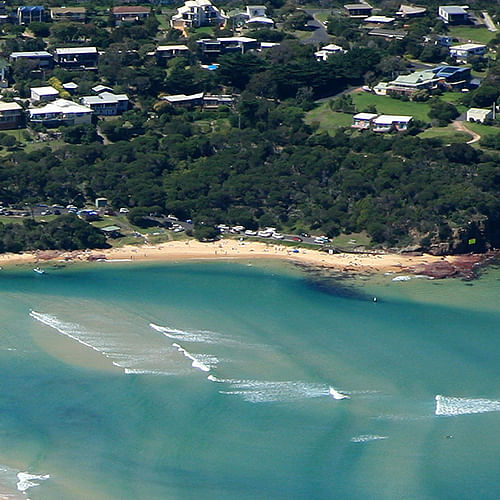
[0, 239, 455, 275]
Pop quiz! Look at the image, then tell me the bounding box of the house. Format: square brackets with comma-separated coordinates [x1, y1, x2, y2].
[54, 47, 98, 70]
[95, 197, 108, 208]
[466, 108, 492, 123]
[91, 85, 113, 94]
[244, 5, 274, 27]
[314, 43, 345, 61]
[9, 51, 53, 70]
[424, 34, 453, 46]
[245, 15, 274, 28]
[449, 43, 486, 62]
[0, 101, 23, 130]
[162, 92, 204, 107]
[203, 94, 234, 108]
[344, 3, 372, 17]
[396, 4, 427, 18]
[368, 28, 407, 40]
[171, 0, 227, 30]
[112, 6, 151, 26]
[17, 6, 44, 24]
[50, 7, 86, 22]
[81, 92, 129, 116]
[364, 16, 395, 25]
[101, 225, 122, 238]
[155, 45, 191, 65]
[438, 5, 469, 24]
[30, 86, 59, 102]
[62, 82, 78, 94]
[197, 37, 258, 59]
[28, 98, 93, 126]
[352, 113, 378, 129]
[372, 115, 413, 132]
[246, 5, 267, 18]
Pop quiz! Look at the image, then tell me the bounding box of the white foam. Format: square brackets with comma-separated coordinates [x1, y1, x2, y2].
[172, 343, 217, 372]
[435, 395, 500, 416]
[16, 472, 49, 493]
[392, 275, 411, 282]
[329, 386, 350, 400]
[150, 322, 233, 345]
[124, 368, 176, 376]
[351, 435, 388, 443]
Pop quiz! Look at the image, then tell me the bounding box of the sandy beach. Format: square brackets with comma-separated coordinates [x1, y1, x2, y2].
[0, 238, 468, 276]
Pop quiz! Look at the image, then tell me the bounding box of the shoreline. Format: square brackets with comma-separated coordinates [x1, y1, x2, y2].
[0, 239, 493, 278]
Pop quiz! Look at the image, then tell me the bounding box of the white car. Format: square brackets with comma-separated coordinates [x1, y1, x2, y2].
[244, 230, 257, 236]
[258, 231, 272, 238]
[119, 207, 129, 214]
[272, 232, 284, 239]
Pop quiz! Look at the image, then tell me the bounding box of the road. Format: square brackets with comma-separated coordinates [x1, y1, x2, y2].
[302, 10, 330, 45]
[482, 11, 498, 32]
[451, 120, 481, 144]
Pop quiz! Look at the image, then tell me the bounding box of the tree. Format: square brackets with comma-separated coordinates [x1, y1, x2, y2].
[428, 99, 459, 125]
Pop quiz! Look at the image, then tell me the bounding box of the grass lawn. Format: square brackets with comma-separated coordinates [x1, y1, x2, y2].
[448, 26, 496, 45]
[351, 91, 467, 122]
[330, 232, 372, 249]
[418, 125, 470, 144]
[305, 102, 353, 133]
[465, 122, 500, 137]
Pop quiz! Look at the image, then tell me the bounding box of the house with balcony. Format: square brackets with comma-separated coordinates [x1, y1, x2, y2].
[449, 43, 486, 62]
[112, 6, 151, 26]
[438, 5, 469, 24]
[30, 86, 59, 102]
[17, 6, 44, 24]
[344, 3, 372, 17]
[54, 47, 98, 70]
[81, 92, 129, 116]
[352, 113, 378, 129]
[50, 7, 86, 22]
[155, 45, 191, 65]
[171, 0, 227, 30]
[0, 102, 23, 130]
[314, 43, 345, 61]
[372, 115, 413, 132]
[28, 98, 93, 127]
[197, 37, 258, 60]
[9, 51, 53, 70]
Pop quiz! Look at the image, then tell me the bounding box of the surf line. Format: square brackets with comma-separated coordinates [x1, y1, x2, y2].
[172, 343, 211, 372]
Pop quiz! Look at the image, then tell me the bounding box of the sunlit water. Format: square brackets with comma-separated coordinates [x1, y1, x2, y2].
[0, 260, 499, 499]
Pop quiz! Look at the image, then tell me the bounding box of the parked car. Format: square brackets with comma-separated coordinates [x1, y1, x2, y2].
[119, 207, 130, 214]
[292, 236, 302, 242]
[244, 230, 257, 236]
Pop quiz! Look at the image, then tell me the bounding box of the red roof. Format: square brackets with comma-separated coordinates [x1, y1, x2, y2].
[112, 6, 151, 14]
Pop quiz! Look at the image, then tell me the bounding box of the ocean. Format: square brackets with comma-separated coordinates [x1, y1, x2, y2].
[0, 260, 499, 499]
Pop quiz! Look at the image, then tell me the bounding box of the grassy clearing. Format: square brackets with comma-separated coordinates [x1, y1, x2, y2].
[330, 231, 371, 249]
[305, 102, 353, 133]
[465, 122, 500, 138]
[418, 125, 470, 143]
[448, 26, 496, 45]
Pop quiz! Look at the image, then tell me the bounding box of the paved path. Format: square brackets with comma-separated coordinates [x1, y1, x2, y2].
[482, 11, 498, 32]
[302, 10, 330, 45]
[452, 120, 481, 144]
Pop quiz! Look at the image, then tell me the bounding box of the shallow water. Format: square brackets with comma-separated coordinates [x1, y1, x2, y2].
[0, 260, 499, 499]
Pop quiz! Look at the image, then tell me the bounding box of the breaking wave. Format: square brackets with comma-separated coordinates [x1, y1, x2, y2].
[16, 472, 50, 493]
[150, 322, 230, 344]
[172, 343, 218, 372]
[435, 395, 500, 416]
[350, 435, 388, 443]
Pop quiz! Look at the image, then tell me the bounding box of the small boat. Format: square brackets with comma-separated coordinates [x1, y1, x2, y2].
[392, 275, 411, 282]
[329, 387, 350, 400]
[33, 267, 45, 275]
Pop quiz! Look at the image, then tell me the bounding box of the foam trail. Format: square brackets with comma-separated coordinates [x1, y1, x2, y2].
[435, 395, 500, 416]
[150, 322, 229, 344]
[329, 386, 350, 400]
[351, 435, 388, 443]
[172, 343, 217, 372]
[16, 472, 50, 493]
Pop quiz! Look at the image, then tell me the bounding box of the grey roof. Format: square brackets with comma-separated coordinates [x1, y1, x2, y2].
[439, 5, 468, 14]
[10, 51, 51, 58]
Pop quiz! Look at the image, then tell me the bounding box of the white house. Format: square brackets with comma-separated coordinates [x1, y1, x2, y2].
[373, 115, 413, 132]
[171, 0, 227, 29]
[364, 15, 395, 25]
[81, 92, 129, 116]
[28, 98, 93, 126]
[244, 5, 273, 27]
[449, 43, 486, 62]
[396, 5, 427, 18]
[438, 5, 469, 24]
[155, 45, 191, 65]
[352, 113, 378, 129]
[466, 108, 492, 123]
[30, 86, 59, 102]
[314, 43, 345, 61]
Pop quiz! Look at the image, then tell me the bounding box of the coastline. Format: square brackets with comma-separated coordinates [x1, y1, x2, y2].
[0, 239, 490, 277]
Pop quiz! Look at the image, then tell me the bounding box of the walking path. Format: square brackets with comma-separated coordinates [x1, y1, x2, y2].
[482, 11, 498, 32]
[451, 120, 481, 144]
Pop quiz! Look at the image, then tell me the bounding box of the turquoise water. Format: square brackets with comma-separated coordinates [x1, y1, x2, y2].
[0, 260, 499, 499]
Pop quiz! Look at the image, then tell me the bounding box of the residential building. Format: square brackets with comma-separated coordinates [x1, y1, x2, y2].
[203, 94, 233, 108]
[162, 92, 204, 107]
[438, 5, 469, 24]
[314, 43, 345, 61]
[449, 43, 486, 62]
[62, 82, 78, 94]
[246, 5, 267, 17]
[368, 28, 407, 39]
[9, 51, 53, 70]
[364, 16, 395, 25]
[50, 7, 86, 22]
[171, 0, 227, 30]
[28, 98, 93, 126]
[112, 6, 151, 25]
[0, 101, 23, 130]
[17, 6, 44, 24]
[197, 37, 258, 59]
[352, 113, 378, 129]
[54, 47, 98, 70]
[91, 85, 113, 94]
[155, 45, 191, 65]
[344, 3, 372, 17]
[396, 4, 427, 18]
[244, 5, 273, 27]
[466, 108, 492, 123]
[81, 92, 129, 116]
[424, 34, 453, 46]
[372, 115, 413, 132]
[30, 86, 59, 102]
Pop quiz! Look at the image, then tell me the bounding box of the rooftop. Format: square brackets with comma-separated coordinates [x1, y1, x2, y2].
[31, 86, 59, 95]
[55, 47, 98, 55]
[163, 92, 204, 103]
[397, 4, 427, 15]
[112, 6, 151, 14]
[344, 3, 372, 9]
[353, 113, 378, 120]
[29, 98, 93, 116]
[364, 16, 395, 23]
[10, 51, 51, 58]
[374, 115, 413, 124]
[51, 7, 86, 14]
[439, 5, 468, 14]
[0, 101, 22, 112]
[157, 45, 190, 51]
[450, 43, 486, 50]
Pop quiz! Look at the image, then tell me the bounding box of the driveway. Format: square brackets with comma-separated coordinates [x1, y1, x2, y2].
[302, 10, 330, 45]
[451, 120, 481, 144]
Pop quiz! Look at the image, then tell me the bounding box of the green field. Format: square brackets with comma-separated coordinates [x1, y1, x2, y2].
[418, 125, 470, 144]
[305, 102, 354, 133]
[449, 26, 496, 45]
[465, 122, 500, 138]
[351, 91, 467, 122]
